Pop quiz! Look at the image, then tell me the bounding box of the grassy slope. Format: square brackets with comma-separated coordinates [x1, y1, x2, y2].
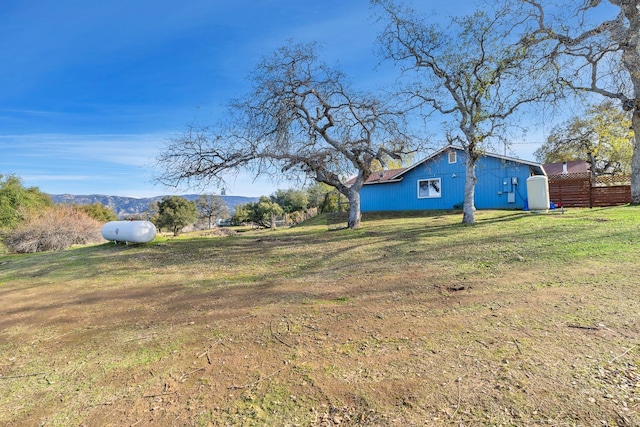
[0, 207, 639, 426]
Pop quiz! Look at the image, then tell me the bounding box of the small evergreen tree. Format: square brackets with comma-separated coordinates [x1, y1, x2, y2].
[231, 203, 250, 226]
[232, 197, 284, 228]
[270, 189, 309, 214]
[155, 196, 198, 236]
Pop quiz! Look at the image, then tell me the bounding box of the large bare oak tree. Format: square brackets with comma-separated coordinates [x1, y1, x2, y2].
[525, 0, 640, 203]
[374, 0, 559, 223]
[156, 42, 412, 229]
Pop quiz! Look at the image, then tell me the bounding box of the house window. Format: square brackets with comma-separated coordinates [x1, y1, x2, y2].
[418, 178, 442, 198]
[448, 151, 457, 164]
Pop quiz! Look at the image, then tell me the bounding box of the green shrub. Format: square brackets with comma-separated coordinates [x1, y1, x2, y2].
[0, 174, 52, 229]
[154, 196, 199, 236]
[76, 203, 118, 223]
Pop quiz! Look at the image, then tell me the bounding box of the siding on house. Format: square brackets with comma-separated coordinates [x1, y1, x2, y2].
[360, 148, 540, 212]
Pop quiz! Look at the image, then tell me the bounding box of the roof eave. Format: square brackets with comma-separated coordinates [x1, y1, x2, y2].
[363, 177, 404, 185]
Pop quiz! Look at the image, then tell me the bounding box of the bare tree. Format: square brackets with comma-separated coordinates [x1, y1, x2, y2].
[197, 194, 230, 229]
[374, 0, 559, 223]
[525, 0, 640, 203]
[156, 42, 413, 229]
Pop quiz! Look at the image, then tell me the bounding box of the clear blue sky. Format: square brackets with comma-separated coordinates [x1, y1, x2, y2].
[0, 0, 549, 198]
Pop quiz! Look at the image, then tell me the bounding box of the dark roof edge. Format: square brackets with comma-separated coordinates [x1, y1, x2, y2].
[363, 177, 404, 185]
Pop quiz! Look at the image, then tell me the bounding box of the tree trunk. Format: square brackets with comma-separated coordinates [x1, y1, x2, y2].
[462, 154, 477, 224]
[631, 112, 640, 203]
[618, 0, 640, 203]
[346, 190, 362, 229]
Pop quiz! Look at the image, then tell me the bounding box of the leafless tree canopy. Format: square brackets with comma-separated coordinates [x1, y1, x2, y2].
[197, 194, 230, 229]
[524, 0, 640, 203]
[156, 42, 413, 229]
[374, 0, 559, 223]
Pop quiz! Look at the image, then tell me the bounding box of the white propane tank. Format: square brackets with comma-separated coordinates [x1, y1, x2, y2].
[526, 175, 550, 212]
[101, 221, 156, 243]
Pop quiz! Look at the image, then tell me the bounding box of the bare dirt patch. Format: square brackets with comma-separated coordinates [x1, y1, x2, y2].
[1, 209, 639, 426]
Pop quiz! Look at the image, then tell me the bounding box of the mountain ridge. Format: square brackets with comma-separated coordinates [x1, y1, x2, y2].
[49, 194, 259, 218]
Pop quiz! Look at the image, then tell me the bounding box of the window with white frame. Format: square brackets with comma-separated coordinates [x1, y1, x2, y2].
[418, 178, 441, 198]
[448, 150, 457, 164]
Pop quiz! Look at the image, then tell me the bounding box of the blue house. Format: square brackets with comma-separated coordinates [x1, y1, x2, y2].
[358, 145, 545, 212]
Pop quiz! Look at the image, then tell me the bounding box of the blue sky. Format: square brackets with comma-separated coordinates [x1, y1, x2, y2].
[1, 0, 554, 198]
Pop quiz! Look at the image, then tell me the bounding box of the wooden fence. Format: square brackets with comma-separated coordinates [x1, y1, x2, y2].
[547, 173, 631, 208]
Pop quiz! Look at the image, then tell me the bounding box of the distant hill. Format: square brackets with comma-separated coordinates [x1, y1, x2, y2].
[49, 194, 259, 218]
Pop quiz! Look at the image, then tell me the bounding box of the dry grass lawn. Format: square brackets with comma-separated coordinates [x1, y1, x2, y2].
[1, 207, 639, 426]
